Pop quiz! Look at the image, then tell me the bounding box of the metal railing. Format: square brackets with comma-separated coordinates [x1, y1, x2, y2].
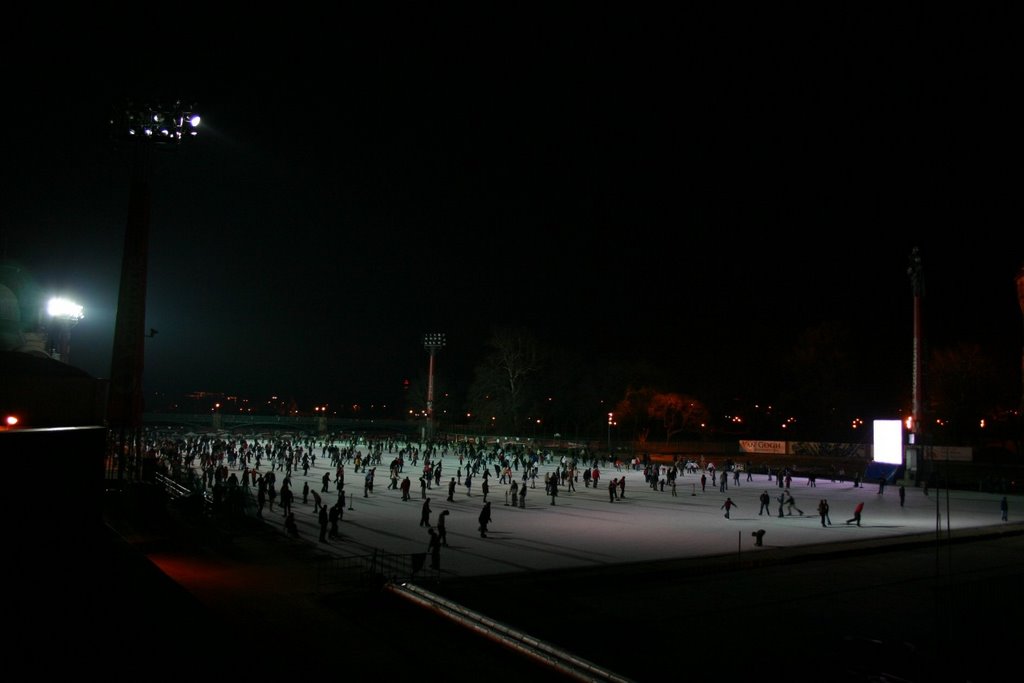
[316, 549, 440, 594]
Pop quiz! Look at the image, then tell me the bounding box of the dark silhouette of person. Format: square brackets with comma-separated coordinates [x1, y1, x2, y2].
[752, 529, 766, 547]
[318, 504, 329, 542]
[284, 512, 299, 538]
[420, 498, 432, 527]
[427, 527, 441, 570]
[437, 509, 450, 547]
[721, 497, 736, 519]
[478, 501, 492, 538]
[328, 502, 340, 538]
[899, 485, 906, 507]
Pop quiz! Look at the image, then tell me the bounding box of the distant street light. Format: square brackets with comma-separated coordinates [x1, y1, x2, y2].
[423, 332, 446, 441]
[46, 296, 84, 365]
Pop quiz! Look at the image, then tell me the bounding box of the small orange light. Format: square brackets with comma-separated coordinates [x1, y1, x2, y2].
[4, 415, 18, 428]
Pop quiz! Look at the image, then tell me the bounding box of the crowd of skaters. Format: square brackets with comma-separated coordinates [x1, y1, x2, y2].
[142, 430, 1006, 567]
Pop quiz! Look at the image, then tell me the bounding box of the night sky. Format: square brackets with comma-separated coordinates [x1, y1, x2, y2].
[3, 8, 1021, 417]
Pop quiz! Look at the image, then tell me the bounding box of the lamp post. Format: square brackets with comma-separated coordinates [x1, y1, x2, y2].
[423, 332, 446, 441]
[907, 247, 924, 483]
[107, 100, 199, 482]
[607, 412, 615, 454]
[46, 297, 84, 365]
[1016, 261, 1024, 416]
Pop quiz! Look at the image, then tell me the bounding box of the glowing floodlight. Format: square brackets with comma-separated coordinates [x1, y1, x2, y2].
[47, 297, 84, 321]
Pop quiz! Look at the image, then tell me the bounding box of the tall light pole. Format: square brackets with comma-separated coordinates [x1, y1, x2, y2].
[46, 296, 84, 365]
[907, 247, 924, 482]
[423, 332, 446, 441]
[607, 412, 615, 454]
[107, 100, 199, 482]
[1016, 261, 1024, 417]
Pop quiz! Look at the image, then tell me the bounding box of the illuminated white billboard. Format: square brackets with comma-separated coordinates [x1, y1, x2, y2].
[873, 420, 903, 465]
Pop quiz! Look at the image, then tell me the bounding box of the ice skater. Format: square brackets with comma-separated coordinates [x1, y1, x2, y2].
[846, 501, 864, 526]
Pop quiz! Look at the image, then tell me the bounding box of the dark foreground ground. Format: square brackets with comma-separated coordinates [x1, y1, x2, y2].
[25, 486, 1024, 683]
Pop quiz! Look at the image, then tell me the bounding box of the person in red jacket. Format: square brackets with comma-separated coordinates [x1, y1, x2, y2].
[846, 501, 864, 526]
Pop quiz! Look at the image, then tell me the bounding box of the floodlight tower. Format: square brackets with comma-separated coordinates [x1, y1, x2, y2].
[107, 100, 199, 481]
[423, 332, 446, 440]
[46, 296, 84, 365]
[907, 247, 924, 481]
[1017, 261, 1024, 416]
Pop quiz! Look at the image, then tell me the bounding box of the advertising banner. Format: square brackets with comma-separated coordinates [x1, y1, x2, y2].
[739, 440, 786, 454]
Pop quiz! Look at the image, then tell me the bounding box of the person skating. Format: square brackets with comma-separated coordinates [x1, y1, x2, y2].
[328, 502, 341, 538]
[318, 504, 329, 542]
[420, 497, 432, 527]
[784, 490, 803, 516]
[817, 499, 829, 527]
[478, 501, 492, 538]
[846, 501, 864, 526]
[437, 509, 450, 546]
[285, 511, 299, 538]
[427, 527, 441, 570]
[721, 497, 737, 519]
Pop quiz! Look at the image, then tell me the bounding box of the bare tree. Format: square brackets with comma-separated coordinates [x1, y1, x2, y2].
[648, 392, 710, 442]
[467, 326, 542, 433]
[928, 342, 1004, 444]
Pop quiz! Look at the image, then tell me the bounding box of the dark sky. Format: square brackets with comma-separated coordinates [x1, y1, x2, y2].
[3, 8, 1021, 414]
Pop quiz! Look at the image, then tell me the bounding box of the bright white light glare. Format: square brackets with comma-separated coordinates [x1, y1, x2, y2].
[873, 419, 903, 465]
[189, 115, 201, 127]
[47, 297, 84, 320]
